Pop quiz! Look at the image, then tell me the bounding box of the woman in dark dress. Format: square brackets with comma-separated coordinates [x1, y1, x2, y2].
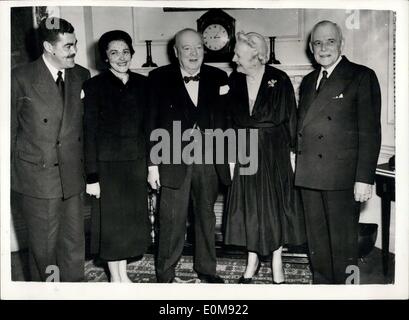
[83, 30, 150, 282]
[225, 32, 305, 284]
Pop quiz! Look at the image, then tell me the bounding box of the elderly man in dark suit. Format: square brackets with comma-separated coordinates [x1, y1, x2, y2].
[294, 20, 381, 284]
[147, 28, 230, 283]
[11, 17, 90, 281]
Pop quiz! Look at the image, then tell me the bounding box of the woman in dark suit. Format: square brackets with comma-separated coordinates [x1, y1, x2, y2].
[83, 30, 150, 282]
[225, 32, 305, 284]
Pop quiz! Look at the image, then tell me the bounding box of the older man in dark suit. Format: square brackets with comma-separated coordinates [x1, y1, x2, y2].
[11, 17, 90, 281]
[294, 20, 381, 284]
[147, 29, 230, 283]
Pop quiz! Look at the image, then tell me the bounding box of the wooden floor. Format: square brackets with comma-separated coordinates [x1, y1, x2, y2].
[11, 241, 395, 284]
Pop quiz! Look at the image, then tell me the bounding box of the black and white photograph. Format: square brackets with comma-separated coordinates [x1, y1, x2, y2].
[1, 0, 408, 301]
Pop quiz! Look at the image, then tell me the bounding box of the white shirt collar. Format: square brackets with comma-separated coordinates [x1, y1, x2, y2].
[42, 54, 65, 82]
[180, 67, 200, 107]
[320, 55, 343, 78]
[180, 68, 200, 78]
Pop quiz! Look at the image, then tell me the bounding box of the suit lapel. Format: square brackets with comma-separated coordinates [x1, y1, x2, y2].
[301, 57, 353, 129]
[32, 59, 64, 117]
[172, 66, 195, 122]
[59, 67, 81, 136]
[197, 66, 214, 127]
[298, 70, 319, 127]
[197, 66, 207, 109]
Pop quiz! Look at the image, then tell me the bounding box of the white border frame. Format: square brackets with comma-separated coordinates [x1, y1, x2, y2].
[1, 0, 408, 300]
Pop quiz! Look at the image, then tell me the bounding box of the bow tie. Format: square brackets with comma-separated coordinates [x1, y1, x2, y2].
[183, 74, 200, 83]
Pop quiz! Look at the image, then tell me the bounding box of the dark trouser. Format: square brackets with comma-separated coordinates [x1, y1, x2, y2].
[300, 188, 359, 284]
[16, 192, 85, 282]
[156, 164, 219, 282]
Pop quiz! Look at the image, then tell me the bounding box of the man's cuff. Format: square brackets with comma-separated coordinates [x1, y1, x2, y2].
[86, 173, 99, 184]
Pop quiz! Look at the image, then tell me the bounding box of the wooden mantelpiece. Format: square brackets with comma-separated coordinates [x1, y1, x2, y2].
[131, 63, 314, 76]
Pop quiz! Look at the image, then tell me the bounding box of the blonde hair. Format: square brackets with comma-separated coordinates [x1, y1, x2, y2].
[236, 31, 269, 65]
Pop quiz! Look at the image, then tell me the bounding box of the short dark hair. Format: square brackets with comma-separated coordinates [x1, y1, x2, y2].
[38, 17, 74, 45]
[98, 30, 135, 62]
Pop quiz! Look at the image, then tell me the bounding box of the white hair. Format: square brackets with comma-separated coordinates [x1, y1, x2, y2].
[310, 20, 343, 43]
[236, 31, 269, 65]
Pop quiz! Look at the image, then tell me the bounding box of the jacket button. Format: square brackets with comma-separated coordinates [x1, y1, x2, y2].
[327, 116, 332, 120]
[318, 134, 324, 139]
[43, 118, 48, 123]
[298, 132, 303, 137]
[57, 141, 61, 146]
[318, 154, 323, 158]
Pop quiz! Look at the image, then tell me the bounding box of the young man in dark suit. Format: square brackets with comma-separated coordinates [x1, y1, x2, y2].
[294, 20, 382, 284]
[147, 29, 230, 283]
[11, 17, 90, 281]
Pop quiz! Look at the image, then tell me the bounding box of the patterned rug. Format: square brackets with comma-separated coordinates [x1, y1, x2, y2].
[85, 254, 312, 284]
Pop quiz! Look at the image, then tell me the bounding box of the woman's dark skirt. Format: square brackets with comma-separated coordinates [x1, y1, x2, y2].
[90, 159, 151, 261]
[224, 129, 306, 256]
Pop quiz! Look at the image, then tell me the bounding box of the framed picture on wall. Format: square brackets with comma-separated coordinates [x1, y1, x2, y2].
[33, 6, 60, 27]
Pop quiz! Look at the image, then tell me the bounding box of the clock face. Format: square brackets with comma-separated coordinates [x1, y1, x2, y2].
[202, 24, 229, 51]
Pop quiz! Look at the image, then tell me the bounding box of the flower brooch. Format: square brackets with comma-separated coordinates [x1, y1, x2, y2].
[268, 79, 277, 88]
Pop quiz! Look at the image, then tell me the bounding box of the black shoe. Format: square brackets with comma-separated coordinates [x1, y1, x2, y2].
[237, 276, 253, 284]
[238, 262, 261, 284]
[197, 273, 225, 283]
[156, 277, 175, 283]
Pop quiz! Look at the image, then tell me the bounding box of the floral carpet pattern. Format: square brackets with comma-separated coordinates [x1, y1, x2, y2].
[85, 254, 312, 284]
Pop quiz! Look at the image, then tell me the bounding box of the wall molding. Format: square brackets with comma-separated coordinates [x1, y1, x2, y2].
[132, 8, 304, 46]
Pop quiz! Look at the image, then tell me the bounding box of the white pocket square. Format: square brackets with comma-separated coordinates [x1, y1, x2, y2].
[219, 85, 229, 95]
[80, 89, 85, 99]
[333, 93, 344, 99]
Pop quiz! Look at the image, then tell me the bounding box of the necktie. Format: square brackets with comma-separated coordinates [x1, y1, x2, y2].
[317, 70, 328, 93]
[183, 74, 200, 83]
[56, 70, 65, 101]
